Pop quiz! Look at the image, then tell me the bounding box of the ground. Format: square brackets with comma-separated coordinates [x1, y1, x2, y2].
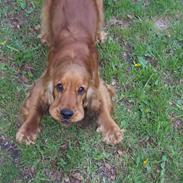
[0, 0, 183, 182]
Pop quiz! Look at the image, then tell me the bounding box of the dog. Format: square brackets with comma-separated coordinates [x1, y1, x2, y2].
[16, 0, 124, 145]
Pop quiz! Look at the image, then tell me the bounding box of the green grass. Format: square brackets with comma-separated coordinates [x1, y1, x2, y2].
[0, 0, 183, 182]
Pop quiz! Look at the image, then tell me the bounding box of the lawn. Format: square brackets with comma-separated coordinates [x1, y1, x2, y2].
[0, 0, 183, 182]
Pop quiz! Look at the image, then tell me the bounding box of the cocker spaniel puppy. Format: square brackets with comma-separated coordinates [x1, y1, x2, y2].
[16, 0, 124, 145]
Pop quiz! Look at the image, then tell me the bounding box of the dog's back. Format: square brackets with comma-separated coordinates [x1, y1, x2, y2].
[50, 0, 98, 43]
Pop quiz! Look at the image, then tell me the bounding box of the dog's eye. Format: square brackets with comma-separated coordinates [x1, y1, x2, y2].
[56, 83, 64, 92]
[78, 87, 85, 95]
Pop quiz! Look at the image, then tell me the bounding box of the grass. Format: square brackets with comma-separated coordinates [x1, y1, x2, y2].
[0, 0, 183, 182]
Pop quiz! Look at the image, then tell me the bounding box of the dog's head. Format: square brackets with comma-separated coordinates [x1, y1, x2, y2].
[45, 46, 99, 125]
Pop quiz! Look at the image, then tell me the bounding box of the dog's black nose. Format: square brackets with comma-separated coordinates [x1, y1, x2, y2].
[60, 108, 74, 119]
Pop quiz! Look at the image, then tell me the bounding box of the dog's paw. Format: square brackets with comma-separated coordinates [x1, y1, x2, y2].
[97, 31, 107, 43]
[97, 125, 124, 145]
[38, 33, 48, 45]
[16, 124, 40, 145]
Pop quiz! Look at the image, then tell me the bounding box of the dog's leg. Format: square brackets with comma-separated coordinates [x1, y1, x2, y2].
[96, 0, 107, 43]
[39, 0, 52, 45]
[95, 81, 124, 144]
[16, 77, 48, 145]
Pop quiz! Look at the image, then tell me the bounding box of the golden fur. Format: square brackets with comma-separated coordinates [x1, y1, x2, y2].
[16, 0, 124, 145]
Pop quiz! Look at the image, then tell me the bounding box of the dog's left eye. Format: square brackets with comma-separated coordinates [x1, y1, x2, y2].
[78, 87, 85, 95]
[56, 83, 64, 92]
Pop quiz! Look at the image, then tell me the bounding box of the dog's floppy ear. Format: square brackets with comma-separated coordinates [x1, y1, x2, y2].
[89, 47, 99, 88]
[85, 86, 101, 112]
[41, 51, 55, 105]
[85, 46, 100, 110]
[45, 81, 54, 104]
[41, 69, 54, 105]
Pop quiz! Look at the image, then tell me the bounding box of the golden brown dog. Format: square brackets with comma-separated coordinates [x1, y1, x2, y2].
[16, 0, 124, 145]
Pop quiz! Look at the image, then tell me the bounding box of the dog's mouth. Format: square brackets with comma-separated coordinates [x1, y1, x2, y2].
[60, 119, 72, 127]
[59, 111, 85, 126]
[60, 118, 84, 127]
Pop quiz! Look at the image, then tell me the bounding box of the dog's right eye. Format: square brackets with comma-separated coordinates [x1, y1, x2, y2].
[78, 86, 85, 95]
[56, 83, 64, 92]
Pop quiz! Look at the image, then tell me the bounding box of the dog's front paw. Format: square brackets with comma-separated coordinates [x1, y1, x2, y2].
[16, 124, 40, 145]
[97, 124, 124, 145]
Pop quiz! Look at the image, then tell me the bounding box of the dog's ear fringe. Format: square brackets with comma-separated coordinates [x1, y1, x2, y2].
[86, 86, 102, 112]
[41, 70, 54, 105]
[90, 49, 100, 88]
[45, 81, 54, 104]
[42, 77, 54, 105]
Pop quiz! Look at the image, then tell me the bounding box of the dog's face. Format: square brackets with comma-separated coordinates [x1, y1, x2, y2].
[48, 64, 91, 125]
